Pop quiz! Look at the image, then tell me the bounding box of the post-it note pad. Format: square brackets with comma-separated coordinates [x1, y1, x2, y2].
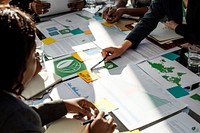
[167, 86, 189, 98]
[42, 37, 56, 45]
[77, 70, 100, 83]
[71, 52, 90, 62]
[94, 98, 118, 113]
[101, 21, 117, 27]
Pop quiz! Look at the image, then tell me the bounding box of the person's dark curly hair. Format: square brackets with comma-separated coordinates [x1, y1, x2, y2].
[0, 6, 36, 95]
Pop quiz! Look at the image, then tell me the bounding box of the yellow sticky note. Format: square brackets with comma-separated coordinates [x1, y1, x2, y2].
[41, 37, 56, 45]
[120, 129, 140, 133]
[94, 98, 117, 113]
[84, 30, 92, 34]
[101, 21, 117, 27]
[77, 70, 100, 83]
[71, 52, 90, 62]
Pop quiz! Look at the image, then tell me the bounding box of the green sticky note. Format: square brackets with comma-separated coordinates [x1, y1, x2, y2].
[93, 15, 103, 20]
[104, 61, 118, 70]
[162, 52, 180, 61]
[70, 28, 83, 35]
[167, 86, 189, 98]
[190, 94, 200, 101]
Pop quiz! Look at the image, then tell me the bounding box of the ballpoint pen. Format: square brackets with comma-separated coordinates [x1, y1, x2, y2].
[90, 55, 108, 71]
[81, 113, 109, 125]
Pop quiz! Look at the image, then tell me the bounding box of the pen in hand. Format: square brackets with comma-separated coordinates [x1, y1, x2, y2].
[90, 53, 110, 71]
[106, 5, 113, 20]
[81, 113, 109, 125]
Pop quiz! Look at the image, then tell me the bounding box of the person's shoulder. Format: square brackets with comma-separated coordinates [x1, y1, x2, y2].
[0, 92, 31, 117]
[0, 92, 42, 132]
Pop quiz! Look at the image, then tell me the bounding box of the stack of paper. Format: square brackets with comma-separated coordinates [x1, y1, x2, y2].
[148, 22, 183, 44]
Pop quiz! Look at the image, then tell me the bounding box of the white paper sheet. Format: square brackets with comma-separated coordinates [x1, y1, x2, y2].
[49, 77, 97, 102]
[89, 20, 127, 49]
[43, 34, 96, 58]
[138, 56, 200, 89]
[180, 87, 200, 116]
[141, 112, 200, 133]
[36, 20, 73, 39]
[52, 10, 95, 27]
[92, 63, 187, 130]
[135, 39, 181, 60]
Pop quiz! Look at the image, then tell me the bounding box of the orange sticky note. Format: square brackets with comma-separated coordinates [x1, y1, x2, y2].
[71, 52, 90, 62]
[94, 98, 117, 113]
[41, 37, 56, 45]
[84, 30, 92, 34]
[101, 21, 117, 27]
[77, 70, 100, 83]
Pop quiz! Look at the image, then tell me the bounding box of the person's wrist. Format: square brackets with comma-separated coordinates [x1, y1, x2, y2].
[117, 7, 125, 14]
[173, 24, 178, 30]
[121, 40, 132, 51]
[29, 2, 33, 11]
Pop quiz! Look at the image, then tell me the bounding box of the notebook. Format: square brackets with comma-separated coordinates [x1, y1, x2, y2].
[22, 70, 62, 99]
[149, 22, 183, 44]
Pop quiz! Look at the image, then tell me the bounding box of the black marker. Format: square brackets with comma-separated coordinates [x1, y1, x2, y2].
[81, 114, 109, 125]
[90, 56, 107, 71]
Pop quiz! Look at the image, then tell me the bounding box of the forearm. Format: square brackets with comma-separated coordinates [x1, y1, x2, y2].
[32, 100, 67, 126]
[114, 0, 127, 8]
[118, 7, 148, 16]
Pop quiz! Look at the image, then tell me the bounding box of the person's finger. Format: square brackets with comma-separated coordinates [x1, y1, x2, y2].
[112, 123, 117, 132]
[82, 100, 99, 113]
[73, 113, 85, 119]
[107, 117, 114, 124]
[101, 49, 107, 58]
[78, 99, 99, 117]
[96, 111, 105, 119]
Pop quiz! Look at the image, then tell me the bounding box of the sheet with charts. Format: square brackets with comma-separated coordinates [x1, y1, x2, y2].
[44, 49, 135, 80]
[179, 87, 200, 116]
[51, 10, 96, 27]
[36, 20, 73, 40]
[134, 39, 181, 60]
[137, 56, 200, 89]
[37, 10, 97, 40]
[49, 77, 108, 103]
[141, 112, 200, 133]
[91, 63, 187, 130]
[43, 34, 96, 58]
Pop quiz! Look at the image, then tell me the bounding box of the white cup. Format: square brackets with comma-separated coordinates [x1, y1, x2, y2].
[187, 44, 200, 75]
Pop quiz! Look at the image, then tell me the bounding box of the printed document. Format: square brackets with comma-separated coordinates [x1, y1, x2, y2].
[141, 112, 200, 133]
